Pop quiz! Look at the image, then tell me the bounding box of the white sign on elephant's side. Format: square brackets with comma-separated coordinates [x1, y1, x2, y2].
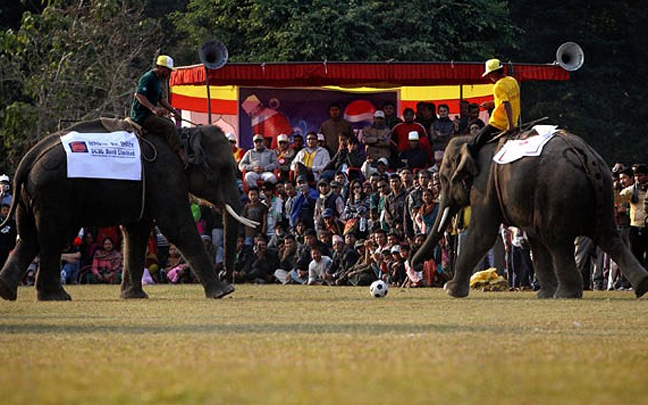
[61, 131, 142, 180]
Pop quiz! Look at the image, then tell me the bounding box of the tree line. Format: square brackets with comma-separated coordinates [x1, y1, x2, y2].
[1, 0, 645, 173]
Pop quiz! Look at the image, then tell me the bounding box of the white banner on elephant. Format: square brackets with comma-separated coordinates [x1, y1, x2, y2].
[493, 125, 558, 164]
[61, 131, 142, 180]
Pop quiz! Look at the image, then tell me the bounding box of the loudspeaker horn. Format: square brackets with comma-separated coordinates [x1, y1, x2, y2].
[199, 40, 228, 70]
[555, 42, 584, 71]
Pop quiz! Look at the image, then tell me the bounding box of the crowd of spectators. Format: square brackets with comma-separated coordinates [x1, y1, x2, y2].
[3, 100, 645, 292]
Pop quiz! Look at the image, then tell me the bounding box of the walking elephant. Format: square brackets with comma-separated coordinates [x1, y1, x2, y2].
[411, 131, 648, 299]
[0, 119, 257, 301]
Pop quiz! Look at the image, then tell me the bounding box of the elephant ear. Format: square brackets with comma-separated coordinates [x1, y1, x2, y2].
[450, 143, 478, 184]
[189, 129, 209, 168]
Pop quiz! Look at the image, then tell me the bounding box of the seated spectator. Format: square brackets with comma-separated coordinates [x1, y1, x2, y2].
[90, 237, 123, 284]
[291, 132, 331, 181]
[60, 242, 81, 284]
[0, 174, 12, 208]
[243, 187, 267, 246]
[292, 134, 304, 153]
[398, 131, 428, 170]
[314, 178, 345, 231]
[273, 234, 300, 284]
[322, 135, 365, 182]
[362, 110, 392, 162]
[308, 245, 333, 285]
[239, 134, 279, 190]
[322, 208, 345, 237]
[0, 202, 17, 267]
[274, 133, 296, 181]
[166, 244, 190, 283]
[201, 234, 217, 266]
[79, 229, 99, 268]
[339, 239, 379, 286]
[361, 156, 392, 180]
[226, 132, 246, 164]
[234, 238, 278, 284]
[323, 234, 360, 284]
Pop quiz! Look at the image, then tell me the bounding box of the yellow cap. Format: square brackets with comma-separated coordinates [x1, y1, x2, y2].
[156, 55, 175, 70]
[482, 58, 503, 77]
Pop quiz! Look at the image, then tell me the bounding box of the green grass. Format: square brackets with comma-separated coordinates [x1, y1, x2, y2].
[1, 284, 647, 404]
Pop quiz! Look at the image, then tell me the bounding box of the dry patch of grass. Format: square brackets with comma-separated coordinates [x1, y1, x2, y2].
[1, 284, 647, 404]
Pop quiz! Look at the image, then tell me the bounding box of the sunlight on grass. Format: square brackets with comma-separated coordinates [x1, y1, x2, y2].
[1, 284, 647, 404]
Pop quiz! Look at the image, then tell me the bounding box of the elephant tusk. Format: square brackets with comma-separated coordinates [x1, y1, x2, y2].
[225, 204, 260, 228]
[438, 207, 450, 233]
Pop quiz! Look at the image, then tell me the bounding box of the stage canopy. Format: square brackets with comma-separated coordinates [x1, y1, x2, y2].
[169, 61, 569, 149]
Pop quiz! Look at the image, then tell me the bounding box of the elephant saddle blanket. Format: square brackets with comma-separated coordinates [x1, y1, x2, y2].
[492, 125, 559, 164]
[60, 129, 142, 181]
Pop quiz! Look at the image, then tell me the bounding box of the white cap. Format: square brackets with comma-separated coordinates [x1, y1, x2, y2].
[277, 133, 289, 143]
[317, 133, 325, 141]
[374, 110, 385, 118]
[377, 157, 389, 166]
[253, 134, 264, 142]
[225, 132, 236, 142]
[0, 174, 9, 183]
[408, 131, 419, 141]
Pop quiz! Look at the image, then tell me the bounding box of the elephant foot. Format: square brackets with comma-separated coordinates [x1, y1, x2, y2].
[444, 281, 469, 298]
[37, 288, 72, 301]
[0, 278, 17, 301]
[633, 276, 648, 298]
[120, 288, 149, 299]
[205, 282, 235, 299]
[536, 288, 556, 300]
[553, 287, 583, 299]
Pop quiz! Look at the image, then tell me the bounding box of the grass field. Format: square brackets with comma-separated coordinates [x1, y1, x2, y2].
[1, 284, 647, 404]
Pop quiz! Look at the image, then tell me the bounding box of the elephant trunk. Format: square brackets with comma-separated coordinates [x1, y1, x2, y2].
[411, 200, 457, 271]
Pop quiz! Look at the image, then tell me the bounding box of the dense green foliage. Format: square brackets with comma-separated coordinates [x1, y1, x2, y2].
[1, 0, 645, 173]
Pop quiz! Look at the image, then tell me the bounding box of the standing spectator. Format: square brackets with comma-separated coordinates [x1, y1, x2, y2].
[0, 175, 12, 208]
[382, 101, 403, 129]
[404, 170, 431, 241]
[392, 108, 433, 158]
[290, 175, 318, 230]
[243, 187, 267, 246]
[283, 181, 297, 228]
[455, 100, 471, 135]
[467, 103, 486, 131]
[469, 122, 481, 136]
[0, 203, 16, 267]
[322, 208, 345, 237]
[261, 182, 283, 241]
[383, 174, 407, 237]
[319, 102, 354, 153]
[431, 103, 455, 152]
[616, 164, 648, 270]
[226, 132, 246, 164]
[291, 132, 331, 181]
[509, 227, 534, 290]
[90, 237, 123, 284]
[362, 110, 392, 162]
[314, 178, 345, 231]
[239, 134, 279, 190]
[415, 102, 436, 136]
[274, 133, 296, 182]
[415, 188, 439, 235]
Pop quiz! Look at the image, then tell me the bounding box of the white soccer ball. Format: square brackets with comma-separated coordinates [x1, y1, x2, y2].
[369, 280, 388, 298]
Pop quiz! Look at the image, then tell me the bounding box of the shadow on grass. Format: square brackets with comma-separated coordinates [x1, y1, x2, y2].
[0, 322, 518, 335]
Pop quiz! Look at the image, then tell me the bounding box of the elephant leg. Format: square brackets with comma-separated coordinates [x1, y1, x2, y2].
[0, 206, 39, 301]
[527, 237, 557, 299]
[445, 226, 499, 298]
[120, 222, 151, 299]
[0, 239, 39, 301]
[158, 214, 234, 299]
[549, 244, 583, 299]
[35, 223, 76, 301]
[596, 230, 648, 298]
